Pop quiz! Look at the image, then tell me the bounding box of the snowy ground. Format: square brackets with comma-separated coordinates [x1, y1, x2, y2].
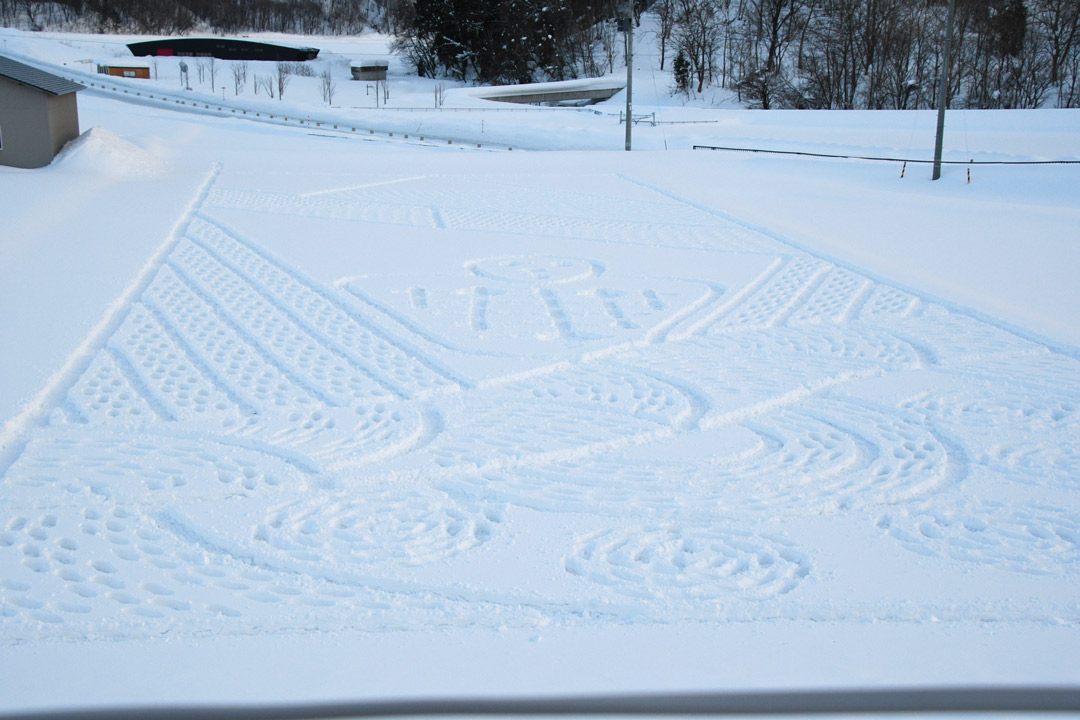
[1, 28, 1079, 714]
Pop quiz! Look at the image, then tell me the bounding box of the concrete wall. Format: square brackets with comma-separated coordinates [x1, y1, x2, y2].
[0, 78, 79, 169]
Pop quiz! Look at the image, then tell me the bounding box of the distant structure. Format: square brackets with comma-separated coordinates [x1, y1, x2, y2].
[351, 61, 388, 82]
[127, 38, 319, 62]
[473, 79, 624, 106]
[0, 54, 84, 169]
[96, 60, 151, 79]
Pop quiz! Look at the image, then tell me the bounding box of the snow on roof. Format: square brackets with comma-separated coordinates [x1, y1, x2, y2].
[0, 54, 84, 96]
[469, 77, 625, 99]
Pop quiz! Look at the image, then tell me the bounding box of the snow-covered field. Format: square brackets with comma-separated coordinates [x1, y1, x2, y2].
[1, 27, 1080, 714]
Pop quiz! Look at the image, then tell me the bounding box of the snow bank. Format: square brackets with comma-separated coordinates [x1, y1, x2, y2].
[52, 126, 164, 178]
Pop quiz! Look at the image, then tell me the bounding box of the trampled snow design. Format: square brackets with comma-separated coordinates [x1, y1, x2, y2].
[877, 501, 1080, 575]
[564, 526, 811, 601]
[3, 159, 1080, 646]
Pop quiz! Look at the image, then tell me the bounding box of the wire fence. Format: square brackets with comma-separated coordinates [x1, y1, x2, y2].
[352, 106, 559, 112]
[693, 144, 1080, 165]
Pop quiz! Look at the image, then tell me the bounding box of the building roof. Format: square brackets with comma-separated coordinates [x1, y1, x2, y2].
[127, 38, 319, 62]
[0, 54, 85, 96]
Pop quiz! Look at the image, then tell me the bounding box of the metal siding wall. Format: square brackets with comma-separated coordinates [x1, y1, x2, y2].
[0, 78, 54, 169]
[47, 92, 81, 159]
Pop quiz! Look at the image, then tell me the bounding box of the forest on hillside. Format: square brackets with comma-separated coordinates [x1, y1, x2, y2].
[0, 0, 382, 34]
[662, 0, 1080, 110]
[2, 0, 1078, 108]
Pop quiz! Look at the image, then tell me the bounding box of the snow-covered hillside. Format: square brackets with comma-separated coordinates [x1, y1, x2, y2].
[1, 27, 1079, 714]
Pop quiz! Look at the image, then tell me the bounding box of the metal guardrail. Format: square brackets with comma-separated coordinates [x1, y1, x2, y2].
[4, 687, 1080, 720]
[72, 77, 503, 149]
[1, 50, 511, 151]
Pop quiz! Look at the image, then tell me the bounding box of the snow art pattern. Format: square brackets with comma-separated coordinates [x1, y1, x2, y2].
[2, 171, 1079, 641]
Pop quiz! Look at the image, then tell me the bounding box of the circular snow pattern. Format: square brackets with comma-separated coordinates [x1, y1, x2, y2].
[564, 526, 810, 601]
[902, 386, 1080, 490]
[877, 501, 1080, 574]
[466, 256, 603, 285]
[256, 490, 500, 567]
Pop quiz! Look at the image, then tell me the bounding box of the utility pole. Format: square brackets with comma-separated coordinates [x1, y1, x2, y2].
[932, 0, 957, 181]
[625, 0, 633, 151]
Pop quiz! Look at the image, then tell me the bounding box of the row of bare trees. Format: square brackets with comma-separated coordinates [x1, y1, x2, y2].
[0, 0, 382, 35]
[659, 0, 1080, 108]
[390, 0, 1078, 105]
[3, 0, 1076, 107]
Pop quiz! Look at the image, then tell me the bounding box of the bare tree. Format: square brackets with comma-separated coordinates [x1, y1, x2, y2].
[860, 0, 909, 109]
[880, 8, 920, 109]
[16, 0, 42, 30]
[652, 0, 678, 69]
[321, 68, 336, 104]
[276, 62, 292, 100]
[958, 0, 1056, 109]
[1061, 41, 1080, 106]
[1010, 39, 1055, 107]
[254, 74, 275, 99]
[390, 31, 439, 78]
[382, 0, 416, 34]
[675, 0, 728, 94]
[327, 0, 368, 33]
[1031, 0, 1080, 90]
[600, 18, 621, 74]
[735, 0, 807, 107]
[232, 61, 248, 96]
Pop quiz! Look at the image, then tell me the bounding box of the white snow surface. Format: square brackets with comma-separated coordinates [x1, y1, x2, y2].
[1, 28, 1079, 713]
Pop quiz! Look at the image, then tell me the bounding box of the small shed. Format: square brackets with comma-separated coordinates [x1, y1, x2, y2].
[0, 55, 84, 169]
[351, 61, 388, 82]
[96, 60, 151, 79]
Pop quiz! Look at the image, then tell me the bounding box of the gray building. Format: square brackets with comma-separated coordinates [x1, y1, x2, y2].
[351, 62, 388, 82]
[0, 55, 84, 169]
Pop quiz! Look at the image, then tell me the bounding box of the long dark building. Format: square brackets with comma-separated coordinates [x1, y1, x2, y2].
[127, 38, 319, 61]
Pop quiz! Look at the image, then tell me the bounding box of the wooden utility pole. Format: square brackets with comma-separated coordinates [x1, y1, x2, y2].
[932, 0, 957, 180]
[625, 0, 633, 151]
